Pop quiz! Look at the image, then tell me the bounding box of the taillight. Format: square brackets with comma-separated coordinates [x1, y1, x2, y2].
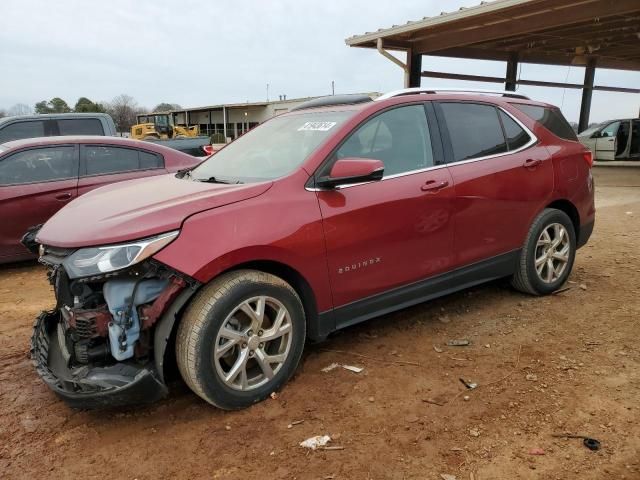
[583, 150, 593, 168]
[202, 145, 214, 155]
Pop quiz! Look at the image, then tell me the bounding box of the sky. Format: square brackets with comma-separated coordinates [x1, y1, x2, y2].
[1, 0, 639, 124]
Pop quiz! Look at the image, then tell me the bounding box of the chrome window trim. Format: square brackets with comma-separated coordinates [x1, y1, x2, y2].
[306, 105, 537, 192]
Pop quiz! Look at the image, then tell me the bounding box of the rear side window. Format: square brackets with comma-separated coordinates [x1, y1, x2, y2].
[439, 103, 507, 162]
[499, 111, 531, 150]
[0, 146, 78, 185]
[58, 118, 104, 136]
[513, 104, 577, 141]
[83, 145, 162, 176]
[0, 121, 46, 143]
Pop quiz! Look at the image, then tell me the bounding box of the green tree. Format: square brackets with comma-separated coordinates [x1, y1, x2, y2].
[74, 97, 106, 113]
[34, 100, 52, 114]
[0, 109, 6, 119]
[49, 97, 72, 113]
[34, 98, 72, 114]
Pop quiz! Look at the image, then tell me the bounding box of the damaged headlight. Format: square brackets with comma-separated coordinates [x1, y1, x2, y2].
[63, 231, 179, 279]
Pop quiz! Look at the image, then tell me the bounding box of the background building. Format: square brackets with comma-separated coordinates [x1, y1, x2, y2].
[140, 93, 379, 141]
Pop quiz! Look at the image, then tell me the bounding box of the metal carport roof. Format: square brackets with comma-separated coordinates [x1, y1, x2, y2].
[346, 0, 640, 131]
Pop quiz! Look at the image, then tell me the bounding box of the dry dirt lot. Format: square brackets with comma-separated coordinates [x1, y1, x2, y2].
[1, 166, 639, 480]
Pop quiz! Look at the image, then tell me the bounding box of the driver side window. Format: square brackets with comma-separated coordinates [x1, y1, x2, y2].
[599, 121, 620, 138]
[0, 146, 78, 186]
[334, 105, 433, 177]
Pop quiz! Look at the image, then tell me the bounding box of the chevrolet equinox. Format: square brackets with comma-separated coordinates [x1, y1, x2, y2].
[32, 89, 595, 409]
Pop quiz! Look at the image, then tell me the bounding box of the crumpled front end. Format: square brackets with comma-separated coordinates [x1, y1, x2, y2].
[32, 246, 197, 409]
[32, 310, 168, 408]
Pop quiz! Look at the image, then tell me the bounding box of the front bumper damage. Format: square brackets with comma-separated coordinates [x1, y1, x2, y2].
[32, 310, 168, 409]
[30, 246, 199, 409]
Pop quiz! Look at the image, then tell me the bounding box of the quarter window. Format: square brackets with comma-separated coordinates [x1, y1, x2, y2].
[0, 146, 77, 185]
[83, 146, 162, 176]
[512, 104, 577, 141]
[440, 103, 507, 162]
[334, 105, 433, 176]
[499, 110, 531, 151]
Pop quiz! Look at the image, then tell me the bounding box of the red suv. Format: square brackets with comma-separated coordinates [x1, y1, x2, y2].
[32, 89, 595, 409]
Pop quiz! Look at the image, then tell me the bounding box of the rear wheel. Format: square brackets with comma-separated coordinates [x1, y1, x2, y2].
[176, 270, 306, 409]
[512, 208, 576, 295]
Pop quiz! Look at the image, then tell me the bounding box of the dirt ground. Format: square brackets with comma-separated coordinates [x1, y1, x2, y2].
[1, 166, 639, 480]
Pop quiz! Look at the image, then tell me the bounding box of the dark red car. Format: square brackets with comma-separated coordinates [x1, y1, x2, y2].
[0, 136, 201, 263]
[32, 90, 594, 410]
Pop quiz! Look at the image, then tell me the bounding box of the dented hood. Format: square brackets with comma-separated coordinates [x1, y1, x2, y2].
[37, 174, 272, 248]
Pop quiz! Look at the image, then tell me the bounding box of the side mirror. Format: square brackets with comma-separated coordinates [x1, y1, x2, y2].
[316, 158, 384, 188]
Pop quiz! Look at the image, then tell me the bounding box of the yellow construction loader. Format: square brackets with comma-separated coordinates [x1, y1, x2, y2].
[130, 113, 199, 140]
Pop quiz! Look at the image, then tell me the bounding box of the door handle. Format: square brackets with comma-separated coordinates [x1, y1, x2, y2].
[421, 180, 449, 192]
[55, 192, 73, 201]
[523, 158, 542, 169]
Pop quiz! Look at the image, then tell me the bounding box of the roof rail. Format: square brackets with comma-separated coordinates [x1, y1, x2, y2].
[375, 88, 530, 101]
[290, 94, 373, 112]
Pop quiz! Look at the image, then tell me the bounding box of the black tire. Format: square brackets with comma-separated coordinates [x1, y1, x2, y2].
[176, 270, 306, 409]
[512, 208, 576, 295]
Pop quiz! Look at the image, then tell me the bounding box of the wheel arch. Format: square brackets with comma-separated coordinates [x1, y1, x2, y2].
[154, 259, 324, 381]
[545, 199, 580, 237]
[222, 260, 321, 341]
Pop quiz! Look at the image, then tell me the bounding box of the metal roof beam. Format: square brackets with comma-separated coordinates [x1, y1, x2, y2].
[426, 47, 640, 71]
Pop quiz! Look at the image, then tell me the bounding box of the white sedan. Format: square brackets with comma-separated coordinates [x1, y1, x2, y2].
[578, 118, 640, 161]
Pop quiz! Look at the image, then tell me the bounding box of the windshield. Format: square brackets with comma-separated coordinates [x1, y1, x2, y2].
[190, 110, 354, 182]
[155, 115, 170, 126]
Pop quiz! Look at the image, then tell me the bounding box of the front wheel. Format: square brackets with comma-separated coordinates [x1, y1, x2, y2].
[512, 208, 576, 295]
[176, 270, 306, 409]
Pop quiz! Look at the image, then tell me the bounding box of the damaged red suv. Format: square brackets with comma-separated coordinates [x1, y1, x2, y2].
[33, 89, 595, 409]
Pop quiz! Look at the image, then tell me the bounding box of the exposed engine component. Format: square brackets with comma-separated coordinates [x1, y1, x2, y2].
[66, 306, 111, 339]
[103, 278, 169, 361]
[74, 340, 111, 364]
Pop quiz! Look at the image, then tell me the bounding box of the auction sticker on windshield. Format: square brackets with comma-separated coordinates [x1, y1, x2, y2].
[297, 121, 337, 132]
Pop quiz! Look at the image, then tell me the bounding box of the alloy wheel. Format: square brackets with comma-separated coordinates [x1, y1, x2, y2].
[534, 223, 571, 283]
[213, 296, 293, 391]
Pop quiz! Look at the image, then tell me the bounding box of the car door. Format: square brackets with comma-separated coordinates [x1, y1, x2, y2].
[78, 144, 165, 196]
[434, 101, 553, 267]
[0, 145, 79, 261]
[595, 121, 620, 161]
[314, 103, 455, 319]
